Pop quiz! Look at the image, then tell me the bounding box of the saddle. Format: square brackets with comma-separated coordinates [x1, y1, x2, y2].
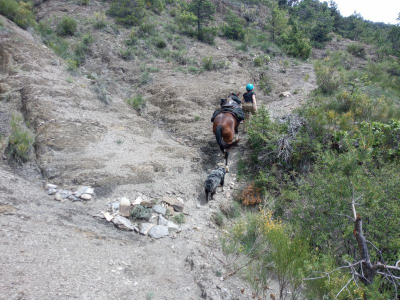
[220, 93, 241, 108]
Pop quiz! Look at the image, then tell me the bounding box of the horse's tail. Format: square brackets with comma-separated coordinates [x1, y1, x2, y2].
[215, 125, 240, 153]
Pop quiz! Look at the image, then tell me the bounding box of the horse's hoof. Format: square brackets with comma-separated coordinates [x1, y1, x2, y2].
[225, 166, 230, 173]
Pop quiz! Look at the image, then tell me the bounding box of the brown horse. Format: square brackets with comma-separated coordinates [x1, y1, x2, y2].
[212, 93, 241, 170]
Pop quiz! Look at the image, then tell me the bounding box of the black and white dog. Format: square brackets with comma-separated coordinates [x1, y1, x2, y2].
[204, 167, 226, 202]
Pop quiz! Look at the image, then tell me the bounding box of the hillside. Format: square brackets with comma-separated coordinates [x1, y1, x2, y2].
[2, 0, 400, 299]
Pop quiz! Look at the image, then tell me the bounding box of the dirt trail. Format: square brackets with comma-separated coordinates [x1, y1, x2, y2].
[0, 5, 317, 299]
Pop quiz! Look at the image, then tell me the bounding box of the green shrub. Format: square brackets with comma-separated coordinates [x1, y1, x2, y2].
[147, 0, 165, 14]
[220, 10, 245, 41]
[314, 60, 342, 94]
[107, 0, 146, 26]
[198, 27, 217, 45]
[36, 19, 53, 37]
[137, 22, 156, 37]
[140, 72, 152, 85]
[222, 212, 309, 298]
[0, 0, 35, 29]
[78, 0, 89, 5]
[171, 50, 189, 65]
[66, 58, 79, 71]
[57, 16, 77, 36]
[211, 211, 224, 227]
[259, 73, 273, 95]
[127, 95, 146, 113]
[94, 81, 110, 105]
[48, 36, 70, 58]
[125, 29, 137, 46]
[279, 20, 311, 60]
[202, 56, 226, 71]
[130, 205, 151, 220]
[188, 66, 200, 74]
[93, 12, 107, 29]
[73, 33, 94, 65]
[173, 213, 185, 224]
[347, 43, 366, 58]
[175, 10, 197, 36]
[5, 115, 34, 164]
[154, 37, 167, 49]
[120, 48, 135, 60]
[253, 56, 264, 67]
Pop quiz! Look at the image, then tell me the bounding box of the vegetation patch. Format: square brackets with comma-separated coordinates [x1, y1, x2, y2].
[126, 95, 146, 113]
[130, 205, 151, 220]
[5, 115, 34, 164]
[56, 16, 77, 36]
[0, 0, 35, 29]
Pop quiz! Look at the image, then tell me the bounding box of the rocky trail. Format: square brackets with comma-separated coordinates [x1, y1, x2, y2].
[0, 3, 318, 299]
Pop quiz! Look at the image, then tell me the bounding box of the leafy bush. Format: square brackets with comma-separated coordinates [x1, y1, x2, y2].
[107, 0, 146, 26]
[222, 212, 309, 298]
[259, 73, 273, 95]
[137, 22, 156, 37]
[0, 0, 35, 29]
[57, 16, 77, 36]
[347, 43, 366, 58]
[175, 10, 197, 37]
[146, 0, 165, 14]
[220, 10, 245, 41]
[127, 95, 146, 113]
[314, 60, 343, 94]
[5, 115, 34, 164]
[279, 20, 311, 60]
[154, 37, 167, 49]
[198, 27, 217, 44]
[130, 205, 151, 220]
[120, 47, 135, 60]
[93, 12, 107, 29]
[173, 213, 185, 224]
[94, 81, 110, 105]
[73, 33, 94, 66]
[202, 56, 226, 71]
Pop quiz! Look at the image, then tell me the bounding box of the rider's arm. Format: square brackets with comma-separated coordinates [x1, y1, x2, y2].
[252, 94, 257, 106]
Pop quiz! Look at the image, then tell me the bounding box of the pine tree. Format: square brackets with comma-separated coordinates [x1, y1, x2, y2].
[266, 2, 288, 43]
[188, 0, 216, 34]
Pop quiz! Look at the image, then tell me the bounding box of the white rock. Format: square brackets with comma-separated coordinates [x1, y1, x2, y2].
[46, 183, 58, 190]
[279, 91, 291, 97]
[139, 223, 155, 235]
[166, 220, 180, 232]
[119, 197, 131, 217]
[77, 186, 94, 195]
[148, 225, 169, 239]
[132, 196, 142, 206]
[54, 193, 63, 201]
[162, 196, 185, 212]
[104, 212, 114, 222]
[112, 216, 135, 231]
[80, 194, 92, 201]
[48, 188, 58, 195]
[158, 215, 168, 226]
[152, 204, 166, 215]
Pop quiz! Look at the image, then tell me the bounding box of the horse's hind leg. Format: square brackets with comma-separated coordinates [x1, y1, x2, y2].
[225, 152, 230, 173]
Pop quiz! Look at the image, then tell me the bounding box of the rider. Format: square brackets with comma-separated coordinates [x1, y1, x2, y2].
[242, 83, 257, 133]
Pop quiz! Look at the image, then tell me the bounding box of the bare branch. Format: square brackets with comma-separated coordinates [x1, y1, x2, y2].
[334, 277, 354, 299]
